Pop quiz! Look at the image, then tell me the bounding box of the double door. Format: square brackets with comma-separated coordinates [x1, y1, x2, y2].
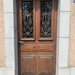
[17, 0, 57, 75]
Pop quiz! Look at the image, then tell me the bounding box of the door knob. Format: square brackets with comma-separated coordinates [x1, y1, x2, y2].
[19, 41, 24, 44]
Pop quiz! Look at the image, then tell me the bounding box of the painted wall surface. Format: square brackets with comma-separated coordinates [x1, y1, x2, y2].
[0, 0, 5, 67]
[69, 0, 75, 67]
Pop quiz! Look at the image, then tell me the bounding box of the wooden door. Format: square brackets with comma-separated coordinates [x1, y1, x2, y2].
[17, 0, 57, 75]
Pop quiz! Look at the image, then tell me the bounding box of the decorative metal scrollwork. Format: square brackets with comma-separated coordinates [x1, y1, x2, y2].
[40, 1, 52, 38]
[22, 1, 33, 38]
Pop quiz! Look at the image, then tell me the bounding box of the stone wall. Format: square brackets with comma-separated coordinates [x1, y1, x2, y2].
[3, 0, 18, 75]
[0, 0, 18, 75]
[56, 0, 71, 75]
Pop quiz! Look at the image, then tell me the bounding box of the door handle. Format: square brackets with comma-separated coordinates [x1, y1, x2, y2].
[18, 41, 24, 44]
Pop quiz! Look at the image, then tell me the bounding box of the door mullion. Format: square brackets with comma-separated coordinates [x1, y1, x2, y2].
[35, 0, 40, 43]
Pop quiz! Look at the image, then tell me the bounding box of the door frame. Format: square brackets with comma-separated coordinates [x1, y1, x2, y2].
[17, 0, 58, 75]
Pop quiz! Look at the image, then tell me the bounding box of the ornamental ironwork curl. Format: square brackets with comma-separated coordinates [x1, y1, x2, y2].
[40, 1, 52, 38]
[22, 1, 33, 38]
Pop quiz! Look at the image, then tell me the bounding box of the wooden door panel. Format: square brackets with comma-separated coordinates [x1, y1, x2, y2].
[21, 52, 54, 75]
[21, 52, 36, 75]
[36, 52, 53, 75]
[21, 44, 54, 52]
[18, 0, 57, 75]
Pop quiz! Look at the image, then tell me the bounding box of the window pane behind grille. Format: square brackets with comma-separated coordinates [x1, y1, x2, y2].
[22, 1, 33, 38]
[40, 0, 52, 38]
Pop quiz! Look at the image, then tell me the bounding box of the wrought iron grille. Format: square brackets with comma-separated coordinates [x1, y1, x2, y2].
[22, 1, 33, 38]
[40, 0, 52, 38]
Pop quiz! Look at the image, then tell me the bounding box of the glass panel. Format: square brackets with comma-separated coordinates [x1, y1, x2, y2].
[22, 1, 33, 38]
[40, 0, 52, 38]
